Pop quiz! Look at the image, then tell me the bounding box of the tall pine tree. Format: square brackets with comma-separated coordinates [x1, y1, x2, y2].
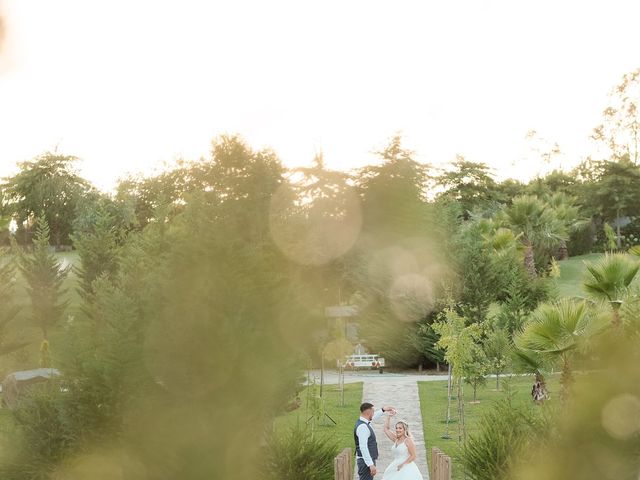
[19, 216, 69, 342]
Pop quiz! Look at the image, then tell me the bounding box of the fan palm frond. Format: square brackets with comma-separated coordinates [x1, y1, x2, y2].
[515, 299, 606, 363]
[583, 253, 640, 305]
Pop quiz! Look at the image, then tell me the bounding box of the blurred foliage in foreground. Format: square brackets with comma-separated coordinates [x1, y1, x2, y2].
[459, 298, 640, 480]
[512, 330, 640, 480]
[0, 137, 320, 479]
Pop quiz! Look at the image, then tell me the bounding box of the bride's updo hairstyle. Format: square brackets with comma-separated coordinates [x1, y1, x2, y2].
[396, 421, 412, 438]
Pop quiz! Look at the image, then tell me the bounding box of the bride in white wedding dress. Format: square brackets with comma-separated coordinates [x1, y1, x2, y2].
[381, 411, 424, 480]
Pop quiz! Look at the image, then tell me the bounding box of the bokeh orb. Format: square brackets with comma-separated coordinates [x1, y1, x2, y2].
[601, 393, 640, 440]
[269, 183, 362, 266]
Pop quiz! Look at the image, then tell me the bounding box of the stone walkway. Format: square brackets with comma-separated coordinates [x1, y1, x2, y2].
[354, 378, 430, 479]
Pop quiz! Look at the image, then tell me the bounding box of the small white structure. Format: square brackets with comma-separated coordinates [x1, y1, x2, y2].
[342, 353, 385, 371]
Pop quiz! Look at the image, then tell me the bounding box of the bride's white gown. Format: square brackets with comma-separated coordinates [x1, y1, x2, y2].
[382, 441, 424, 480]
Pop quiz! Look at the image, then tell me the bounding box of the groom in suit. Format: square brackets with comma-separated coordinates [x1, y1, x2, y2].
[355, 402, 395, 479]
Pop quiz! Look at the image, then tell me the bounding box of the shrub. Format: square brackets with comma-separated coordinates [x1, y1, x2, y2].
[0, 389, 71, 480]
[263, 425, 339, 480]
[461, 386, 550, 480]
[568, 220, 596, 256]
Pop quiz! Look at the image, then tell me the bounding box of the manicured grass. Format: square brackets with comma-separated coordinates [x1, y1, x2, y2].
[418, 375, 560, 480]
[554, 253, 603, 299]
[554, 252, 640, 299]
[275, 382, 363, 452]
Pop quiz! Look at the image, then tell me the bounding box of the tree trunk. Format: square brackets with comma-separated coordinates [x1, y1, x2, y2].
[457, 378, 463, 444]
[320, 353, 324, 398]
[457, 380, 467, 444]
[524, 242, 537, 277]
[612, 306, 621, 328]
[557, 238, 569, 260]
[496, 373, 500, 390]
[443, 363, 452, 439]
[616, 205, 622, 249]
[560, 358, 573, 402]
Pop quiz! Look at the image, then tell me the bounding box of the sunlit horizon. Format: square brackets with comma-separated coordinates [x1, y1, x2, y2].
[1, 0, 639, 191]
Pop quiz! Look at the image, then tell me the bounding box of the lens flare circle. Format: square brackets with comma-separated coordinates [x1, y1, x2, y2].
[601, 393, 640, 440]
[269, 183, 362, 266]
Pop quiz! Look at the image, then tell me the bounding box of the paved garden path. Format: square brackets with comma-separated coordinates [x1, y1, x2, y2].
[354, 377, 430, 479]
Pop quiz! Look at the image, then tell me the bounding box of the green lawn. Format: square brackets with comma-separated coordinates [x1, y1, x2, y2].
[554, 252, 640, 299]
[419, 375, 560, 480]
[275, 382, 363, 452]
[554, 253, 603, 298]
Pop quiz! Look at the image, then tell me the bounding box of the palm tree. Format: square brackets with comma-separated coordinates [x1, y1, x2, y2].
[514, 299, 607, 400]
[498, 195, 567, 277]
[545, 192, 588, 260]
[476, 216, 522, 256]
[583, 253, 640, 327]
[511, 345, 549, 403]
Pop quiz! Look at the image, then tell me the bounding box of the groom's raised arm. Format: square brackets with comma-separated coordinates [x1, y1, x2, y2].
[371, 405, 395, 422]
[371, 409, 385, 422]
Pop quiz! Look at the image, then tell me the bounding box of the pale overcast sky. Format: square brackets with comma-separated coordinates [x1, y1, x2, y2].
[0, 0, 639, 191]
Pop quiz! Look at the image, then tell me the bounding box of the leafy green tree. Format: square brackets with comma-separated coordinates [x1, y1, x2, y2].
[584, 158, 640, 247]
[61, 275, 148, 440]
[74, 190, 137, 236]
[493, 178, 526, 204]
[114, 137, 309, 478]
[115, 157, 213, 229]
[19, 216, 69, 341]
[433, 306, 483, 443]
[603, 223, 618, 252]
[0, 246, 27, 357]
[526, 169, 578, 198]
[475, 216, 551, 333]
[495, 277, 532, 335]
[72, 208, 121, 300]
[483, 318, 511, 390]
[436, 156, 498, 219]
[352, 135, 446, 367]
[464, 345, 489, 402]
[592, 68, 640, 164]
[545, 192, 587, 259]
[1, 152, 92, 246]
[414, 321, 445, 370]
[2, 135, 316, 479]
[583, 253, 640, 327]
[452, 219, 498, 324]
[356, 135, 432, 240]
[270, 152, 359, 274]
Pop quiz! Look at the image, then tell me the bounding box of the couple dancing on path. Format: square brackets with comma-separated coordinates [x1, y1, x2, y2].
[355, 402, 424, 480]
